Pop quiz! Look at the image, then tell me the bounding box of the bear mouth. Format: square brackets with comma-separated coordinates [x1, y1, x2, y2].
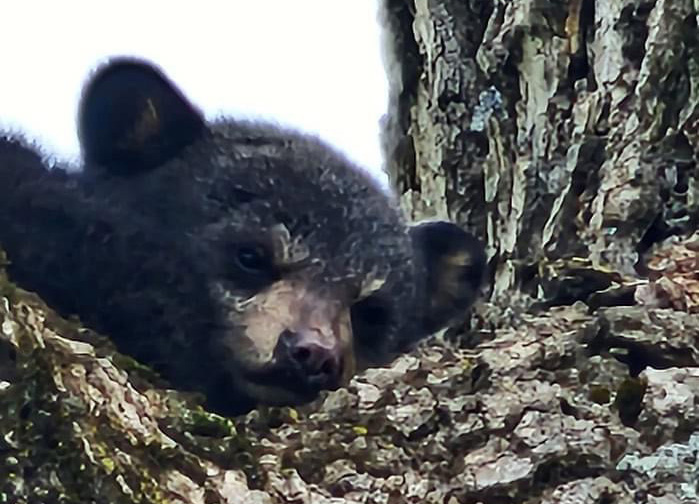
[242, 361, 342, 401]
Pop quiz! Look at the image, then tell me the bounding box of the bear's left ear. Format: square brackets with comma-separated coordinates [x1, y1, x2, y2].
[78, 57, 205, 174]
[410, 221, 486, 334]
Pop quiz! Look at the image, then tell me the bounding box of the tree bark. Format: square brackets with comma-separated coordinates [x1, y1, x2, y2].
[3, 1, 699, 503]
[382, 0, 699, 306]
[380, 0, 699, 501]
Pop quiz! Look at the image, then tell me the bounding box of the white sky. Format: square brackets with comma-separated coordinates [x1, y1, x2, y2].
[0, 1, 389, 183]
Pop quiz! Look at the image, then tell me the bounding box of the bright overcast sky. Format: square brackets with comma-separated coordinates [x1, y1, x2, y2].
[0, 1, 389, 183]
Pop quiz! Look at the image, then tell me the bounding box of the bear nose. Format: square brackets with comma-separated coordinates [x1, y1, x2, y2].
[277, 329, 343, 389]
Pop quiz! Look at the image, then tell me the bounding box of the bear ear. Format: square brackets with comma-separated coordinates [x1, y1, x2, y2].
[78, 57, 205, 174]
[410, 221, 487, 334]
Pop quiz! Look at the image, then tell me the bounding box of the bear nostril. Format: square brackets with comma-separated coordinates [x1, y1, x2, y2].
[290, 341, 338, 376]
[291, 346, 311, 363]
[276, 329, 342, 388]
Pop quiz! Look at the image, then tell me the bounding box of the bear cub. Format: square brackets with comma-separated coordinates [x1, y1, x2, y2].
[0, 58, 486, 415]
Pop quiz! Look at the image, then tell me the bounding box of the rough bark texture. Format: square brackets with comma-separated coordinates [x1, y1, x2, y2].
[379, 0, 699, 502]
[3, 0, 699, 502]
[381, 0, 699, 304]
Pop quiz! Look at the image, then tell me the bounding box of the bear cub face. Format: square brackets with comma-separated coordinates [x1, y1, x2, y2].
[0, 58, 486, 415]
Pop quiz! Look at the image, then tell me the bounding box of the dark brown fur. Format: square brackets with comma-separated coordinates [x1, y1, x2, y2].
[0, 58, 485, 415]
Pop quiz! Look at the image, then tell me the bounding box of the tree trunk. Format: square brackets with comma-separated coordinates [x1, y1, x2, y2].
[382, 0, 699, 306]
[381, 0, 699, 501]
[3, 1, 699, 503]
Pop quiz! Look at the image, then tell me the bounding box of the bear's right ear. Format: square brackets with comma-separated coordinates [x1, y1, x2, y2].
[78, 57, 205, 174]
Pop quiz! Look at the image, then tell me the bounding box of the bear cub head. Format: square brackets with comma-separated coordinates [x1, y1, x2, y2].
[6, 58, 487, 415]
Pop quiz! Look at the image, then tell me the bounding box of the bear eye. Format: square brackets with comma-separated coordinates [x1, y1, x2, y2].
[234, 244, 274, 274]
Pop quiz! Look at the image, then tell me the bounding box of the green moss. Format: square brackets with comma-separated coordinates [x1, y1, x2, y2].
[110, 352, 165, 384]
[182, 407, 238, 438]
